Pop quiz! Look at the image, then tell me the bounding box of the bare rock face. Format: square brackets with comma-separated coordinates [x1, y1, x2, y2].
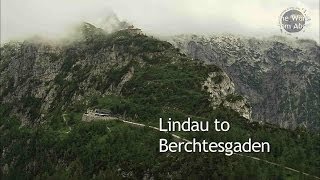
[203, 71, 252, 120]
[116, 66, 135, 95]
[170, 34, 320, 131]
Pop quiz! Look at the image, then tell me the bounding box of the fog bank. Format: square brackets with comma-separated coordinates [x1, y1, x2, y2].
[1, 0, 319, 43]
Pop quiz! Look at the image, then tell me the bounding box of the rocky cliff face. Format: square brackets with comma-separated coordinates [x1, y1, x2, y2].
[169, 34, 320, 130]
[202, 71, 251, 119]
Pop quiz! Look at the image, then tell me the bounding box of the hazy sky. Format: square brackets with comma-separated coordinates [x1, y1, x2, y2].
[1, 0, 319, 43]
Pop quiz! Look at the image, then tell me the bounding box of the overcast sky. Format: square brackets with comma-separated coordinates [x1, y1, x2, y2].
[1, 0, 319, 43]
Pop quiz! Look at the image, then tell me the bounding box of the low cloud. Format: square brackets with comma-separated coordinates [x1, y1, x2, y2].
[1, 0, 319, 43]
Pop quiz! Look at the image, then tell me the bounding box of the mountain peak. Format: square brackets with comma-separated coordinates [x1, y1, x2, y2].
[99, 13, 131, 33]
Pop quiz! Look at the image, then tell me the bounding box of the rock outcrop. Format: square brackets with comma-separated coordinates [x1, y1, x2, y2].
[203, 71, 252, 120]
[170, 34, 320, 130]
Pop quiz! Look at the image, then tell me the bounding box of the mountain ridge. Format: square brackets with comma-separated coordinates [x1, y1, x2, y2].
[169, 34, 320, 131]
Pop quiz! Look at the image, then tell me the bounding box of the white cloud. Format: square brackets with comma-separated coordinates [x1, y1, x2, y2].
[1, 0, 319, 43]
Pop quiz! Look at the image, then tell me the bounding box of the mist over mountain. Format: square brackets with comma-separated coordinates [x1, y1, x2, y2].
[1, 11, 319, 130]
[2, 0, 319, 44]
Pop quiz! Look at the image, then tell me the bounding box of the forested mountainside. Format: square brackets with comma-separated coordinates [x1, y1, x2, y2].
[1, 23, 319, 179]
[170, 35, 320, 131]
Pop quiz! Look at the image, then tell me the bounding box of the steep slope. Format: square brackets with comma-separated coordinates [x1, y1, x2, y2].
[169, 34, 320, 130]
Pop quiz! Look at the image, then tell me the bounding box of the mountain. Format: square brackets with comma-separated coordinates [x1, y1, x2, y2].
[169, 34, 320, 131]
[1, 23, 319, 179]
[0, 23, 249, 127]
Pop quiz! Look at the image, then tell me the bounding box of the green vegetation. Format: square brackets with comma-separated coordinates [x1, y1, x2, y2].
[1, 98, 319, 179]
